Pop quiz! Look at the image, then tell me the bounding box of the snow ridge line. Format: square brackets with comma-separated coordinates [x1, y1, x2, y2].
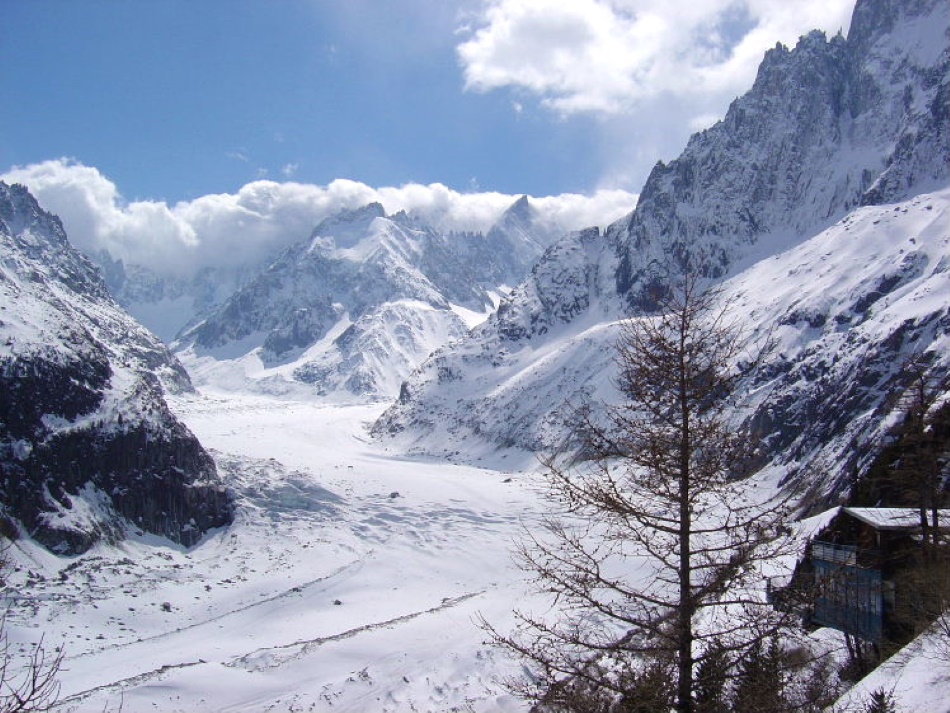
[226, 590, 485, 672]
[55, 660, 204, 707]
[64, 558, 366, 661]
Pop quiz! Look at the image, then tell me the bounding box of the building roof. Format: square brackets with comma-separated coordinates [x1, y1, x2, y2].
[843, 507, 950, 531]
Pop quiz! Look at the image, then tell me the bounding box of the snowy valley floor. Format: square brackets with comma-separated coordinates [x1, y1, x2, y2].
[7, 389, 950, 712]
[8, 391, 544, 712]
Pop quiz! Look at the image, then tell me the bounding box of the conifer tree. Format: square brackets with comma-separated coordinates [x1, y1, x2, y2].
[485, 266, 792, 713]
[732, 637, 785, 713]
[864, 688, 897, 713]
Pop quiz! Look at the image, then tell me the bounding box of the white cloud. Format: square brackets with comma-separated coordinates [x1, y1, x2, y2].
[1, 158, 636, 279]
[457, 0, 854, 116]
[1, 160, 199, 270]
[533, 188, 638, 234]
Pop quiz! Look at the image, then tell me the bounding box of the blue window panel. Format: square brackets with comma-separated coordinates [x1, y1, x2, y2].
[812, 560, 883, 642]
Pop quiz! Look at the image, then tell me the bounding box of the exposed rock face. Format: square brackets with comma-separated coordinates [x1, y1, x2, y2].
[548, 0, 946, 332]
[0, 182, 233, 554]
[290, 300, 472, 398]
[723, 189, 950, 507]
[184, 199, 551, 356]
[374, 0, 950, 503]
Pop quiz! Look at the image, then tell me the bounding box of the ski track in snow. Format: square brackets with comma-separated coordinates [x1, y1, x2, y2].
[55, 592, 486, 709]
[8, 390, 538, 712]
[228, 591, 484, 673]
[64, 559, 368, 661]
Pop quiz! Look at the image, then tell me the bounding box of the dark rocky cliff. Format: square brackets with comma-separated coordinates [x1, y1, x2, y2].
[0, 182, 233, 553]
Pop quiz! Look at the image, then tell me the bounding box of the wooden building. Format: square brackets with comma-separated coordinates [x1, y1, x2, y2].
[778, 507, 949, 644]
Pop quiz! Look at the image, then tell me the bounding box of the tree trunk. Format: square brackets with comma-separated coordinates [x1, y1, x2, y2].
[677, 324, 694, 713]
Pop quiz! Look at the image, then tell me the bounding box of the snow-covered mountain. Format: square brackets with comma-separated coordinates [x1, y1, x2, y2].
[0, 183, 233, 554]
[4, 0, 950, 709]
[721, 188, 949, 502]
[481, 194, 553, 286]
[173, 197, 550, 401]
[374, 0, 950, 505]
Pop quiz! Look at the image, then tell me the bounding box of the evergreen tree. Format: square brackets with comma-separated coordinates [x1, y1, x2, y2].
[732, 637, 785, 713]
[693, 645, 730, 713]
[864, 688, 897, 713]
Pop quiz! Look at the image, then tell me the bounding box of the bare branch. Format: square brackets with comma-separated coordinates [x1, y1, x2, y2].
[482, 265, 796, 713]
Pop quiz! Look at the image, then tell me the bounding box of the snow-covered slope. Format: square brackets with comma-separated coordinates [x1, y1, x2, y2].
[174, 198, 550, 401]
[377, 188, 949, 469]
[0, 183, 232, 554]
[723, 187, 950, 504]
[7, 389, 947, 712]
[375, 0, 950, 503]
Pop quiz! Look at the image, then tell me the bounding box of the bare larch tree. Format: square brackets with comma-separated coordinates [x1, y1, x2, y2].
[0, 544, 62, 713]
[486, 269, 793, 713]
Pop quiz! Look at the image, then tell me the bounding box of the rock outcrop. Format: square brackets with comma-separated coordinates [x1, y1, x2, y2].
[0, 183, 233, 553]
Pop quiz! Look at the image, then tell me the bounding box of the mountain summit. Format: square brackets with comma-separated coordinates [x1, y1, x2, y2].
[173, 196, 553, 400]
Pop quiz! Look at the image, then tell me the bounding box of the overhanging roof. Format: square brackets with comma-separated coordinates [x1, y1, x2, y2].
[843, 507, 950, 531]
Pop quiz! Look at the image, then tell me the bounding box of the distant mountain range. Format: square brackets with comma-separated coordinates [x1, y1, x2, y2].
[164, 195, 555, 401]
[1, 0, 947, 554]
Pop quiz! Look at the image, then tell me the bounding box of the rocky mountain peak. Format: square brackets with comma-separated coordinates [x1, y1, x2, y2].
[614, 0, 947, 311]
[175, 189, 563, 400]
[310, 201, 387, 242]
[373, 0, 950, 510]
[0, 182, 111, 301]
[848, 0, 933, 53]
[501, 194, 532, 221]
[0, 182, 64, 241]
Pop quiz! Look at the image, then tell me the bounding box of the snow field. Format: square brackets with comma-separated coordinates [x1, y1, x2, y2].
[9, 391, 542, 712]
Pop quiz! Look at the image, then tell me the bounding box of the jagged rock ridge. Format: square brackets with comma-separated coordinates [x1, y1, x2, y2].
[374, 0, 950, 504]
[0, 183, 233, 554]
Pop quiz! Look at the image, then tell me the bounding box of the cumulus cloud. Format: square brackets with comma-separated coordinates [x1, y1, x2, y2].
[533, 189, 639, 235]
[457, 0, 854, 115]
[1, 158, 636, 279]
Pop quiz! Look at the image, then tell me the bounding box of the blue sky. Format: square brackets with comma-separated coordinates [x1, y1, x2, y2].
[2, 1, 606, 201]
[1, 0, 855, 277]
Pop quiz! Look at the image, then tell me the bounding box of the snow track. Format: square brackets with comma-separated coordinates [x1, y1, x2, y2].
[64, 559, 367, 661]
[228, 591, 484, 672]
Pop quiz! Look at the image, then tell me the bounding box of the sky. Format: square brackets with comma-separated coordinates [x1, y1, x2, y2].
[1, 0, 855, 277]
